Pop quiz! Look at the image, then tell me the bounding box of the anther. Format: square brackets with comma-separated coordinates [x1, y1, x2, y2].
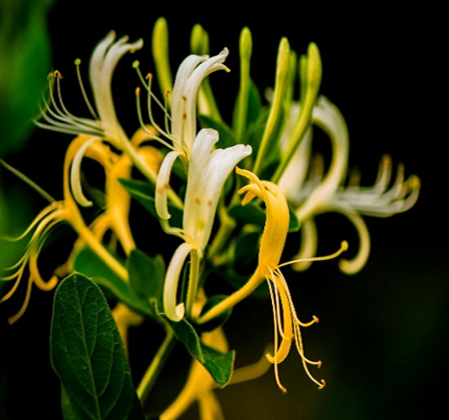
[318, 379, 326, 389]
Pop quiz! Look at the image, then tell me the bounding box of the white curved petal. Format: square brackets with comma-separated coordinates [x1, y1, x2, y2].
[164, 242, 193, 322]
[89, 32, 143, 143]
[183, 128, 251, 251]
[155, 151, 181, 220]
[338, 212, 371, 274]
[70, 136, 102, 207]
[171, 49, 229, 154]
[296, 96, 349, 221]
[292, 218, 318, 272]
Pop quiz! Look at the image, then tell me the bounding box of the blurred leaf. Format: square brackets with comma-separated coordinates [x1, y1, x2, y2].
[229, 201, 265, 227]
[199, 115, 236, 148]
[50, 273, 145, 420]
[234, 230, 260, 267]
[0, 0, 55, 156]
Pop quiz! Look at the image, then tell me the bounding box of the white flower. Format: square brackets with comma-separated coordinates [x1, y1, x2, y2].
[144, 48, 230, 219]
[279, 96, 420, 273]
[163, 128, 251, 321]
[37, 31, 143, 148]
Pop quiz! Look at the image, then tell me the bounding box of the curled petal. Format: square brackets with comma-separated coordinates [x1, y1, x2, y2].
[291, 218, 318, 272]
[164, 242, 193, 321]
[155, 151, 181, 220]
[338, 212, 371, 274]
[70, 136, 102, 207]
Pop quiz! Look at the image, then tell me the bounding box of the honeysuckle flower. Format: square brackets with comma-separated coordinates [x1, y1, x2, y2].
[278, 96, 420, 273]
[71, 131, 163, 257]
[199, 168, 347, 392]
[37, 31, 142, 146]
[35, 32, 163, 208]
[135, 48, 230, 219]
[1, 135, 129, 323]
[162, 128, 251, 322]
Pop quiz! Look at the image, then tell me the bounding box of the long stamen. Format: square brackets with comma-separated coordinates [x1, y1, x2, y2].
[266, 278, 288, 394]
[135, 88, 174, 150]
[75, 58, 98, 119]
[278, 240, 348, 268]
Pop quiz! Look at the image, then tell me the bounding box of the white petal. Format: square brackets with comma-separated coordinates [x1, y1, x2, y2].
[155, 151, 181, 220]
[89, 32, 143, 142]
[164, 242, 193, 321]
[171, 49, 229, 154]
[70, 136, 102, 207]
[296, 96, 349, 221]
[184, 129, 251, 250]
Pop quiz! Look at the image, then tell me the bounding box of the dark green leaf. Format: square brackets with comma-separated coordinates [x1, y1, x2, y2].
[228, 201, 266, 228]
[162, 314, 234, 388]
[72, 246, 154, 318]
[128, 249, 165, 305]
[198, 115, 236, 148]
[288, 205, 300, 232]
[118, 178, 183, 229]
[234, 231, 260, 267]
[50, 273, 145, 420]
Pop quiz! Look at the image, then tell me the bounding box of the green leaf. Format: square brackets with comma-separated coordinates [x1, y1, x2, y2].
[50, 273, 145, 420]
[161, 313, 234, 388]
[118, 178, 183, 229]
[72, 246, 154, 318]
[288, 205, 300, 232]
[198, 115, 236, 148]
[234, 230, 260, 267]
[128, 249, 165, 305]
[0, 0, 55, 156]
[228, 201, 266, 228]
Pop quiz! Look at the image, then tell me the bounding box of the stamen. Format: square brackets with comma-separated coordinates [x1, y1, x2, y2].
[278, 240, 348, 268]
[75, 58, 98, 119]
[7, 276, 33, 324]
[0, 160, 56, 203]
[135, 87, 174, 150]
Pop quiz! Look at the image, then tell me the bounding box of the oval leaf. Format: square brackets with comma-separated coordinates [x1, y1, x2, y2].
[50, 273, 145, 420]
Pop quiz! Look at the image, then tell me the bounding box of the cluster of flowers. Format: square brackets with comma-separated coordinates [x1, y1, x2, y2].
[1, 18, 419, 418]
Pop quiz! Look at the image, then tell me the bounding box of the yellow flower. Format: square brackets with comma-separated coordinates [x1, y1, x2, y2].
[163, 129, 251, 321]
[1, 136, 129, 323]
[199, 168, 347, 392]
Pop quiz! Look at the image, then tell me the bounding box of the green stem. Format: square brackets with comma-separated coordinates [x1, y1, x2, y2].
[137, 327, 176, 403]
[185, 249, 200, 317]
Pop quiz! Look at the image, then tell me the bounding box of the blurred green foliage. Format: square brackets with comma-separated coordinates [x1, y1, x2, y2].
[0, 0, 55, 269]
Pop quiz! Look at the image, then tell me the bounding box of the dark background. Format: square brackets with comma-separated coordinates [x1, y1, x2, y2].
[1, 1, 447, 419]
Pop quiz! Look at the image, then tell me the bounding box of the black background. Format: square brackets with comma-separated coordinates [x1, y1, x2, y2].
[1, 2, 447, 419]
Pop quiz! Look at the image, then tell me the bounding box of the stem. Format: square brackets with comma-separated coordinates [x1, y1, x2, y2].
[75, 223, 128, 281]
[137, 327, 176, 403]
[185, 249, 200, 317]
